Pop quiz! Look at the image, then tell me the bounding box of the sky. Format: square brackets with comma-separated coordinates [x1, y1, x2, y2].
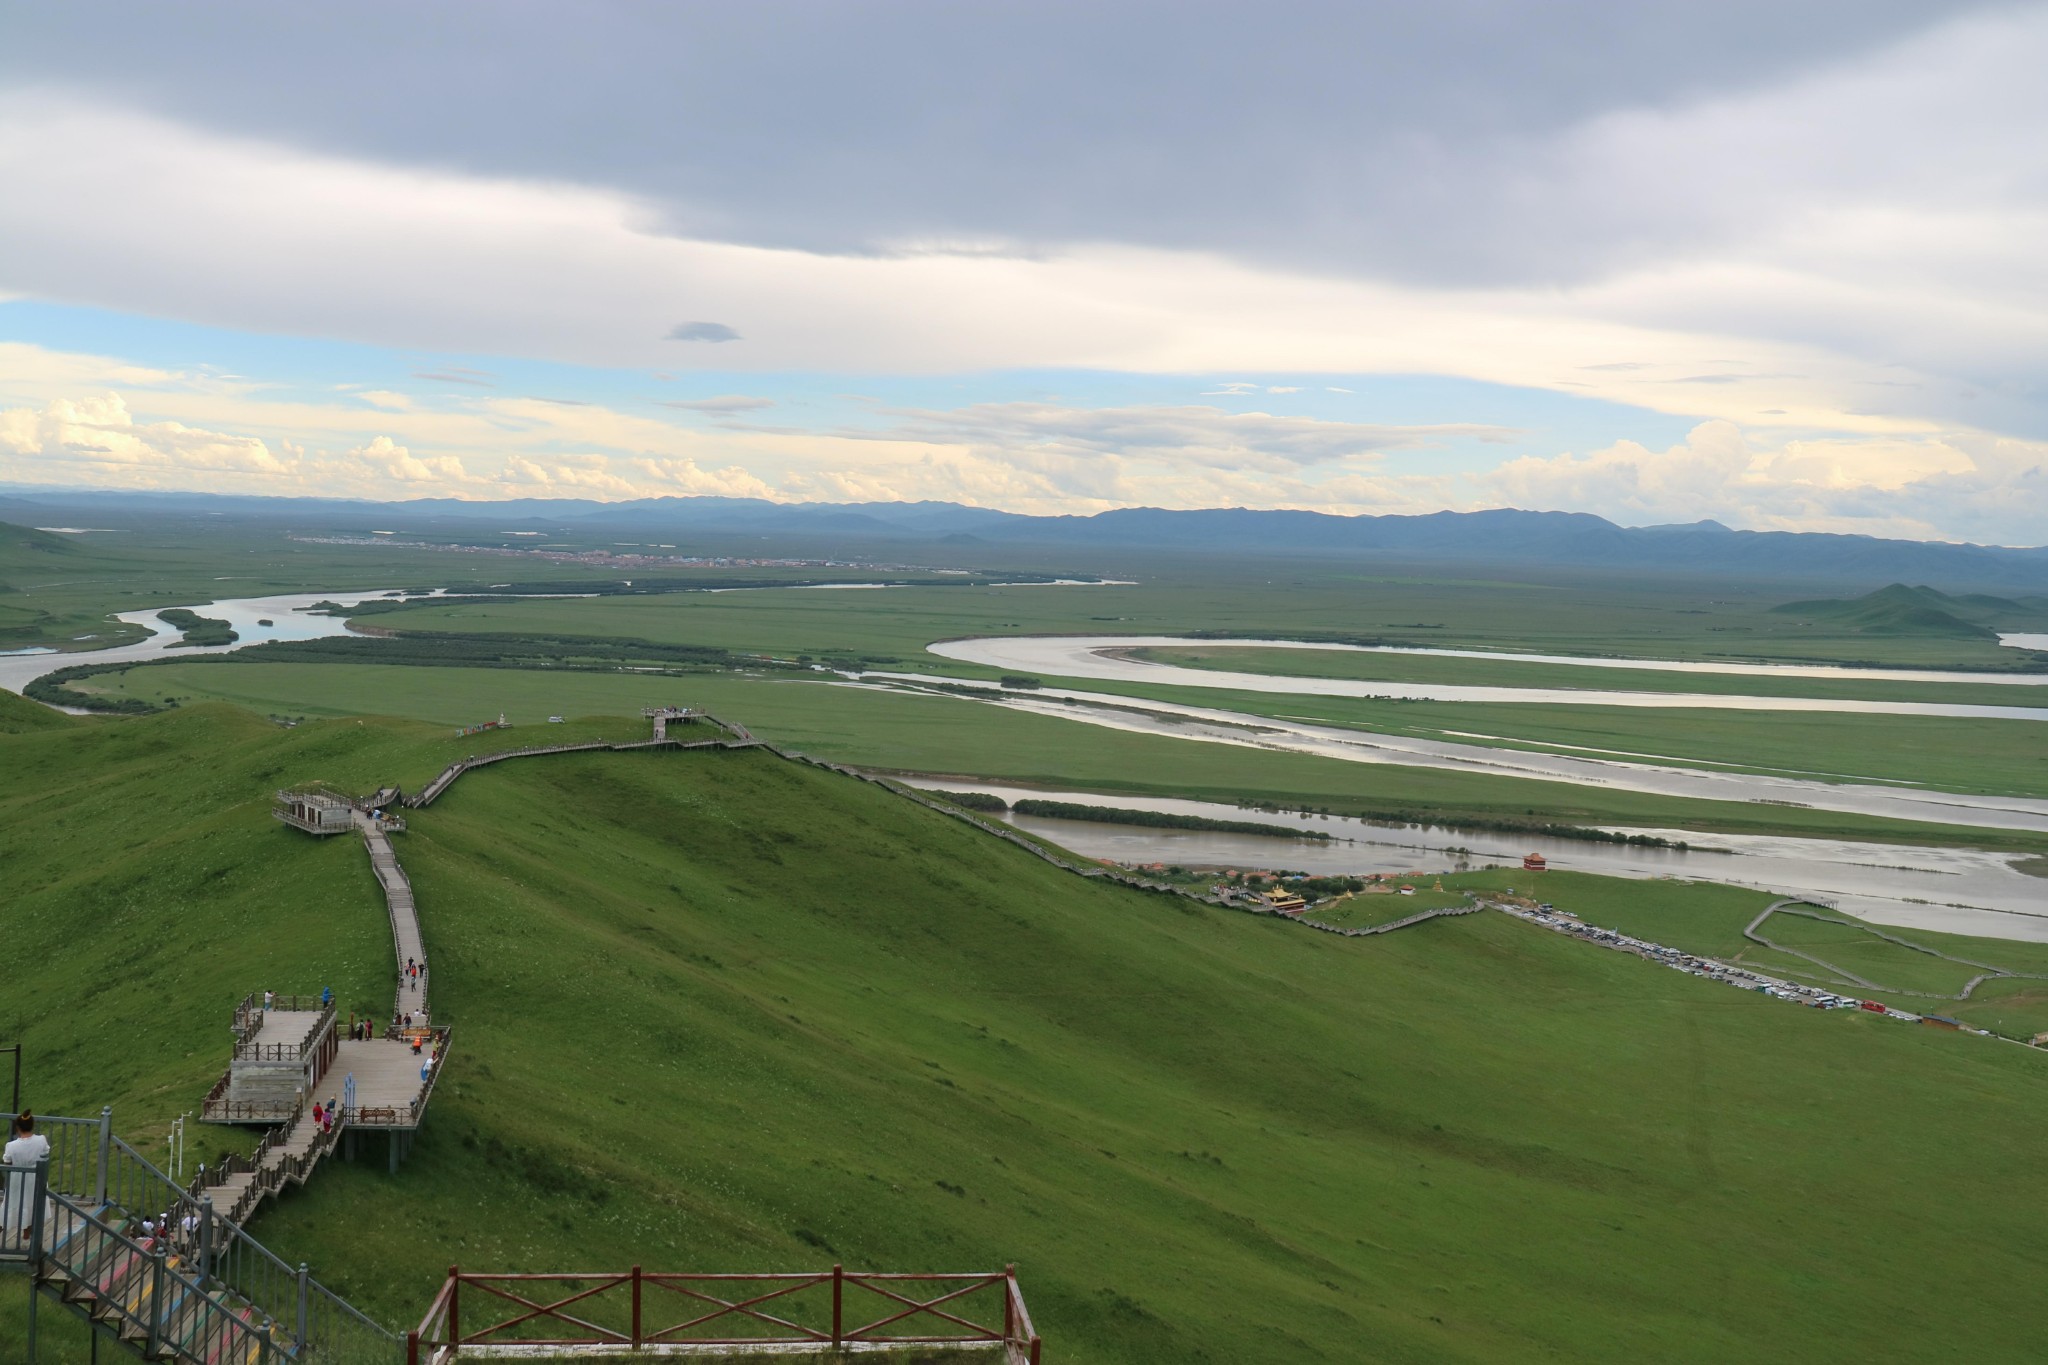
[2, 1, 2046, 542]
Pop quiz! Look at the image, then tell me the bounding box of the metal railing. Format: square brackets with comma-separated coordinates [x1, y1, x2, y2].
[232, 999, 337, 1064]
[408, 1264, 1040, 1362]
[29, 1173, 287, 1364]
[8, 1110, 401, 1361]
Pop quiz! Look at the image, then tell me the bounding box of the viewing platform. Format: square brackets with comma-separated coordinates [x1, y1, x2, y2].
[273, 788, 354, 835]
[200, 992, 339, 1123]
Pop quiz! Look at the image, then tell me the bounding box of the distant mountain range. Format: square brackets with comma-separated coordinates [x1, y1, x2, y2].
[7, 487, 2048, 588]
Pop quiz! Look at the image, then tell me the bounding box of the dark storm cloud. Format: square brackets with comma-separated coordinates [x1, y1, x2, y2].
[0, 0, 1991, 286]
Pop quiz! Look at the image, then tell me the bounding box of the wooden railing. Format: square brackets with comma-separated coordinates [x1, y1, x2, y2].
[409, 1264, 1040, 1362]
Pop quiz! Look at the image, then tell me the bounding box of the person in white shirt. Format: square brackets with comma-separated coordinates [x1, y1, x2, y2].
[4, 1112, 52, 1244]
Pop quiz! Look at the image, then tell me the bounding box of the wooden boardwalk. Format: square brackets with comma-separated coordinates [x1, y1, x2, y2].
[213, 705, 1176, 1224]
[358, 809, 430, 1027]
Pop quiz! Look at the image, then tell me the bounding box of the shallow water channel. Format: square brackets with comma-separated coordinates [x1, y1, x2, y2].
[0, 588, 425, 696]
[900, 779, 2048, 943]
[929, 635, 2048, 719]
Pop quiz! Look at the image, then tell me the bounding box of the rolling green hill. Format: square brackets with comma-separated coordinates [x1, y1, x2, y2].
[5, 693, 2048, 1362]
[1769, 582, 2042, 640]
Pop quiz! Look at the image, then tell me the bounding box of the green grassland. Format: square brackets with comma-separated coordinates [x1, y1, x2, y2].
[307, 574, 2048, 798]
[63, 658, 2048, 852]
[1132, 642, 2048, 707]
[1040, 675, 2048, 799]
[1303, 889, 1470, 928]
[0, 520, 589, 654]
[0, 518, 996, 656]
[353, 566, 2048, 672]
[1439, 870, 2048, 1036]
[12, 510, 2048, 673]
[8, 695, 2048, 1362]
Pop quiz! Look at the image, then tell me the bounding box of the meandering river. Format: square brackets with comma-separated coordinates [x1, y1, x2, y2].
[860, 674, 2048, 835]
[0, 589, 419, 696]
[928, 635, 2048, 719]
[900, 779, 2048, 942]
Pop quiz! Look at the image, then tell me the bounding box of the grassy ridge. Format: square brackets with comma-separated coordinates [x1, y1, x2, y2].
[7, 696, 2048, 1361]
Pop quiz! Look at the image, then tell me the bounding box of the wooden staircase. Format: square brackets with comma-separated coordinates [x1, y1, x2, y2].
[6, 1111, 400, 1363]
[29, 1197, 276, 1363]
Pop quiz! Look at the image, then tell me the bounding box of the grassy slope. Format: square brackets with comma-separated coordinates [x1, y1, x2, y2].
[68, 660, 2048, 851]
[1446, 869, 2048, 1036]
[7, 698, 2048, 1362]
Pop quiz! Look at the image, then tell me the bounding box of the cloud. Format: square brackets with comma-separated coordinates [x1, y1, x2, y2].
[1477, 419, 2048, 543]
[0, 393, 285, 479]
[0, 90, 2034, 448]
[0, 2, 1992, 282]
[6, 348, 2043, 540]
[412, 370, 494, 387]
[666, 321, 741, 343]
[656, 395, 776, 413]
[853, 403, 1518, 472]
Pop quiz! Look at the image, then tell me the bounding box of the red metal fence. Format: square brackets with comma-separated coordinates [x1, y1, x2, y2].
[410, 1264, 1041, 1362]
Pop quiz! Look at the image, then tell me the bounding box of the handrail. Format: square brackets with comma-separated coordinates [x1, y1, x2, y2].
[408, 1265, 1038, 1362]
[36, 1184, 283, 1365]
[15, 1110, 401, 1356]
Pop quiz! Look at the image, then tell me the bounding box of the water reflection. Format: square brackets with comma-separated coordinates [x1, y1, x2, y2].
[901, 779, 2048, 943]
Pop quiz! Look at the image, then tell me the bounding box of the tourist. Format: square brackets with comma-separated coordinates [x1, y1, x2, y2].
[4, 1112, 51, 1245]
[410, 1034, 422, 1057]
[312, 1101, 324, 1129]
[263, 989, 273, 1011]
[321, 986, 332, 1008]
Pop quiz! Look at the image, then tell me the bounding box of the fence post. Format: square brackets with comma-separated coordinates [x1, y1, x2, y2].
[632, 1265, 642, 1348]
[832, 1264, 843, 1347]
[1005, 1264, 1016, 1342]
[296, 1262, 310, 1352]
[25, 1157, 47, 1364]
[407, 1329, 420, 1365]
[448, 1264, 461, 1352]
[26, 1156, 49, 1272]
[145, 1243, 167, 1358]
[95, 1105, 112, 1207]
